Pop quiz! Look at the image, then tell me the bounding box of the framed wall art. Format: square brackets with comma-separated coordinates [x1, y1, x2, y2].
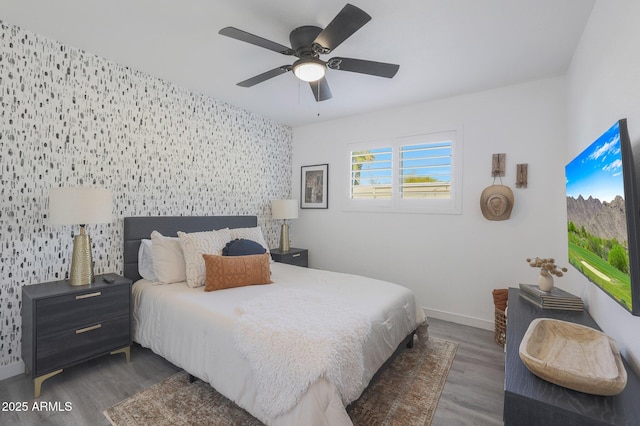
[301, 164, 328, 209]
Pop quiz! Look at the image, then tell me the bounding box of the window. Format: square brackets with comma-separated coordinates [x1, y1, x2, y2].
[400, 141, 452, 199]
[350, 147, 392, 199]
[345, 130, 462, 214]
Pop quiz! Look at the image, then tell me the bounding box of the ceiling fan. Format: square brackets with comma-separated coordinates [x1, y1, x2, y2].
[218, 3, 399, 102]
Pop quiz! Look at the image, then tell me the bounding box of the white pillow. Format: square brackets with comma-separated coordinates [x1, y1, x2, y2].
[230, 227, 270, 254]
[151, 231, 186, 284]
[178, 228, 231, 288]
[137, 239, 157, 282]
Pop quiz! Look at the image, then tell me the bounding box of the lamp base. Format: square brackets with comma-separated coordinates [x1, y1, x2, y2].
[279, 222, 290, 252]
[69, 234, 94, 286]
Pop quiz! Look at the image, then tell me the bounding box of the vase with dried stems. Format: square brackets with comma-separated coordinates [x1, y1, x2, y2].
[526, 257, 568, 292]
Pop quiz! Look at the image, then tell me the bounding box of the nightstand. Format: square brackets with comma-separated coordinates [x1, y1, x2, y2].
[270, 248, 308, 267]
[21, 273, 132, 397]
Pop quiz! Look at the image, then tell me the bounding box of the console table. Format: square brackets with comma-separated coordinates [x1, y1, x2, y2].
[504, 288, 640, 425]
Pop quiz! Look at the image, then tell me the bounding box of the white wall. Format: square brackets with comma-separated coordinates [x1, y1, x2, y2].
[292, 77, 569, 330]
[567, 0, 640, 373]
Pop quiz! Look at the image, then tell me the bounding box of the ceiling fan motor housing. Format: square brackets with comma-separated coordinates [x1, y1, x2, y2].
[289, 26, 324, 57]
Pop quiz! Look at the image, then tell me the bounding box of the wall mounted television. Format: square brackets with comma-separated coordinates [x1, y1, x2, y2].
[566, 119, 640, 315]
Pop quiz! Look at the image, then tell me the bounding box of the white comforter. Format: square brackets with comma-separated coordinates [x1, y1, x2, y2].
[132, 262, 426, 425]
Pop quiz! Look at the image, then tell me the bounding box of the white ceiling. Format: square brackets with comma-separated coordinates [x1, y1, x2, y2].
[0, 0, 595, 127]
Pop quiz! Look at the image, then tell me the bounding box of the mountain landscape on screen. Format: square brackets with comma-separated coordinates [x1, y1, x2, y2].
[566, 195, 627, 243]
[566, 120, 633, 311]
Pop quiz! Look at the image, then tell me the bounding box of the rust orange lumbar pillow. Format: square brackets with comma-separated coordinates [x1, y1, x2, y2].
[203, 253, 272, 291]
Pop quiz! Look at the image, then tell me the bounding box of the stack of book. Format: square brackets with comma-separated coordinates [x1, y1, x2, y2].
[519, 283, 584, 311]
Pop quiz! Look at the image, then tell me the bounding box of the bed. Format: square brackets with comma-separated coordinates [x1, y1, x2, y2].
[123, 215, 427, 425]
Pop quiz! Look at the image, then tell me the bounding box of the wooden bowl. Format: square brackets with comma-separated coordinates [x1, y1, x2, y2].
[519, 318, 627, 395]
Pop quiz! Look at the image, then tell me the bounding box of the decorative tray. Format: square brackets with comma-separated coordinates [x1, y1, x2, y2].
[519, 318, 627, 395]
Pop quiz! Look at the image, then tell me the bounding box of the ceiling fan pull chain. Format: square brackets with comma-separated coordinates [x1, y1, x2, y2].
[317, 101, 321, 118]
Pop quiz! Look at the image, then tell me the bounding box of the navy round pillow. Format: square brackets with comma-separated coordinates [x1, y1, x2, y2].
[222, 238, 267, 256]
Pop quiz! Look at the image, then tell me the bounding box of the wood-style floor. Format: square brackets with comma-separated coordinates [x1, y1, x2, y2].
[429, 318, 505, 425]
[0, 318, 505, 425]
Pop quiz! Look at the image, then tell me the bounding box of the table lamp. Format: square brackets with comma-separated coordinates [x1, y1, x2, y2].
[271, 199, 298, 252]
[48, 187, 113, 285]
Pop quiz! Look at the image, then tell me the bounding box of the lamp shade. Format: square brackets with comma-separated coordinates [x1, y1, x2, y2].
[271, 199, 299, 220]
[48, 187, 113, 225]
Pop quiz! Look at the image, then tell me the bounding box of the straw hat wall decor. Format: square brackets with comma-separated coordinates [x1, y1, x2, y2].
[480, 184, 514, 221]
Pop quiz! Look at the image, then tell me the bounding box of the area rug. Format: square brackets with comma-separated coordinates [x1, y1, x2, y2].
[104, 329, 457, 426]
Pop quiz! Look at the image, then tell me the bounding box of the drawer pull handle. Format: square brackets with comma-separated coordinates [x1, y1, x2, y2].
[292, 253, 301, 257]
[76, 292, 101, 300]
[76, 324, 102, 334]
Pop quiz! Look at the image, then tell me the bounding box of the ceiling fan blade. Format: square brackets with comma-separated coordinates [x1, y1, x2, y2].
[309, 77, 332, 101]
[237, 66, 291, 87]
[219, 27, 295, 55]
[327, 57, 399, 78]
[313, 4, 371, 53]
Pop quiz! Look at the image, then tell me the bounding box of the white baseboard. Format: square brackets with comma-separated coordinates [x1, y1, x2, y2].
[424, 307, 494, 331]
[0, 360, 25, 381]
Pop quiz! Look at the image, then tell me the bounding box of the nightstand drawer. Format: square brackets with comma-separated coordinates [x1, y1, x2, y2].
[286, 251, 308, 267]
[35, 285, 130, 335]
[36, 314, 130, 375]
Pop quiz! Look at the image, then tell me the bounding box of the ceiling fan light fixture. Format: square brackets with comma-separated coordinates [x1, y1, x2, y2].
[292, 57, 326, 82]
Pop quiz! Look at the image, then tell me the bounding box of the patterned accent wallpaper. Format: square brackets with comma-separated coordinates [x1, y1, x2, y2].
[0, 22, 293, 369]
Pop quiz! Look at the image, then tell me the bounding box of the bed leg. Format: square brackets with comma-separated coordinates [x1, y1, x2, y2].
[188, 374, 197, 383]
[406, 331, 416, 349]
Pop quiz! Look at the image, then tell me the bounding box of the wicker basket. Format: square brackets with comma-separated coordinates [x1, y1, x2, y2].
[494, 308, 506, 347]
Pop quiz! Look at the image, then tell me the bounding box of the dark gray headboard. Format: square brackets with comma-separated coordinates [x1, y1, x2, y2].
[123, 215, 258, 282]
